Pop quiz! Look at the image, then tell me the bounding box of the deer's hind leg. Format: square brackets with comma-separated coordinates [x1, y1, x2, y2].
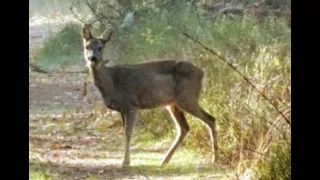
[161, 104, 190, 166]
[176, 99, 218, 163]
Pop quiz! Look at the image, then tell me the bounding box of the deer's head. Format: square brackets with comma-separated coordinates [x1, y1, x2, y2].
[81, 24, 113, 67]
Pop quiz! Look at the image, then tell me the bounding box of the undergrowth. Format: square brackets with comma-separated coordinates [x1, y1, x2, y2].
[116, 8, 291, 179]
[34, 23, 83, 69]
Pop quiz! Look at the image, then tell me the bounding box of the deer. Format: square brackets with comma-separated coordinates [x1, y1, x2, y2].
[81, 24, 219, 167]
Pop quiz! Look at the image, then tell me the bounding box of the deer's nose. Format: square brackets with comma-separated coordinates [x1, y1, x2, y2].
[89, 56, 97, 62]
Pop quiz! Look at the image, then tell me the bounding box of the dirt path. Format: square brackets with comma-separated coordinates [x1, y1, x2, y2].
[29, 23, 233, 180]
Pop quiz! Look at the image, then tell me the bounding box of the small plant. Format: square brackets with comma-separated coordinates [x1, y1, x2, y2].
[253, 140, 291, 180]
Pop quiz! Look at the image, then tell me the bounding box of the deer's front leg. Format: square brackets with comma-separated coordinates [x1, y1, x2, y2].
[121, 109, 137, 167]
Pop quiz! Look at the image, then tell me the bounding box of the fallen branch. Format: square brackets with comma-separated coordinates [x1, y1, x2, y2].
[29, 62, 88, 74]
[54, 71, 88, 74]
[29, 63, 49, 74]
[182, 32, 290, 126]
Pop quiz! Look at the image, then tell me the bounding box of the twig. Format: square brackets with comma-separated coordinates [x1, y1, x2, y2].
[69, 0, 99, 25]
[101, 1, 123, 16]
[85, 0, 102, 21]
[45, 70, 88, 74]
[243, 147, 268, 158]
[29, 63, 88, 75]
[29, 63, 49, 74]
[181, 32, 291, 126]
[70, 0, 87, 24]
[53, 71, 88, 74]
[136, 169, 151, 180]
[261, 116, 290, 143]
[85, 0, 116, 27]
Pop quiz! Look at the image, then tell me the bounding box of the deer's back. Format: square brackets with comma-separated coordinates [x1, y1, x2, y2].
[102, 60, 204, 109]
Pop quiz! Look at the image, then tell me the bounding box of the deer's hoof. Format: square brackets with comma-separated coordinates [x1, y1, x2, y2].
[210, 154, 221, 165]
[211, 156, 215, 164]
[160, 160, 169, 168]
[122, 161, 130, 168]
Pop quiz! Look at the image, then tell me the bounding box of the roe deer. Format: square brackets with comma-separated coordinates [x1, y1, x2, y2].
[81, 24, 218, 167]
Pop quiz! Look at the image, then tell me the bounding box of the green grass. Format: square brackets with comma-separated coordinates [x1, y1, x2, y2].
[130, 149, 231, 179]
[30, 167, 53, 180]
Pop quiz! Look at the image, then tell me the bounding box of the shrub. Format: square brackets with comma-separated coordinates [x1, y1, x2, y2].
[35, 23, 83, 69]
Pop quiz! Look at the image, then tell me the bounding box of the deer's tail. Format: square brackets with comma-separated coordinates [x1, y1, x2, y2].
[173, 61, 204, 80]
[173, 61, 205, 98]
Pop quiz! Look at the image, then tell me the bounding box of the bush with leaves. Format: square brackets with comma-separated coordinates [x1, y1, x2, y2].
[35, 23, 84, 69]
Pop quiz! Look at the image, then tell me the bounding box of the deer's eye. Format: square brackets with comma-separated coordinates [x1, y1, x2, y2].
[98, 47, 102, 51]
[85, 46, 89, 50]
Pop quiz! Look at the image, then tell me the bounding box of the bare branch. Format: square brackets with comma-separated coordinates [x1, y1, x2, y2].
[69, 0, 100, 26]
[85, 0, 115, 27]
[100, 1, 123, 16]
[85, 0, 102, 21]
[69, 0, 87, 24]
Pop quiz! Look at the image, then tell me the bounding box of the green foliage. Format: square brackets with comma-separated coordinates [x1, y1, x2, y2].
[253, 141, 291, 180]
[29, 168, 52, 180]
[117, 6, 290, 177]
[35, 23, 83, 69]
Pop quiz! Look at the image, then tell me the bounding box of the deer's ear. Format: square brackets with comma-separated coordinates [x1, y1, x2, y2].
[81, 24, 93, 41]
[100, 29, 113, 44]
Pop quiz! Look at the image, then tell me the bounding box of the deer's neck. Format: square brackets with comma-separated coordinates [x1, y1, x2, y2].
[90, 64, 115, 104]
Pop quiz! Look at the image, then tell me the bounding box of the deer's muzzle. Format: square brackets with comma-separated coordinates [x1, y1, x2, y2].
[88, 56, 97, 62]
